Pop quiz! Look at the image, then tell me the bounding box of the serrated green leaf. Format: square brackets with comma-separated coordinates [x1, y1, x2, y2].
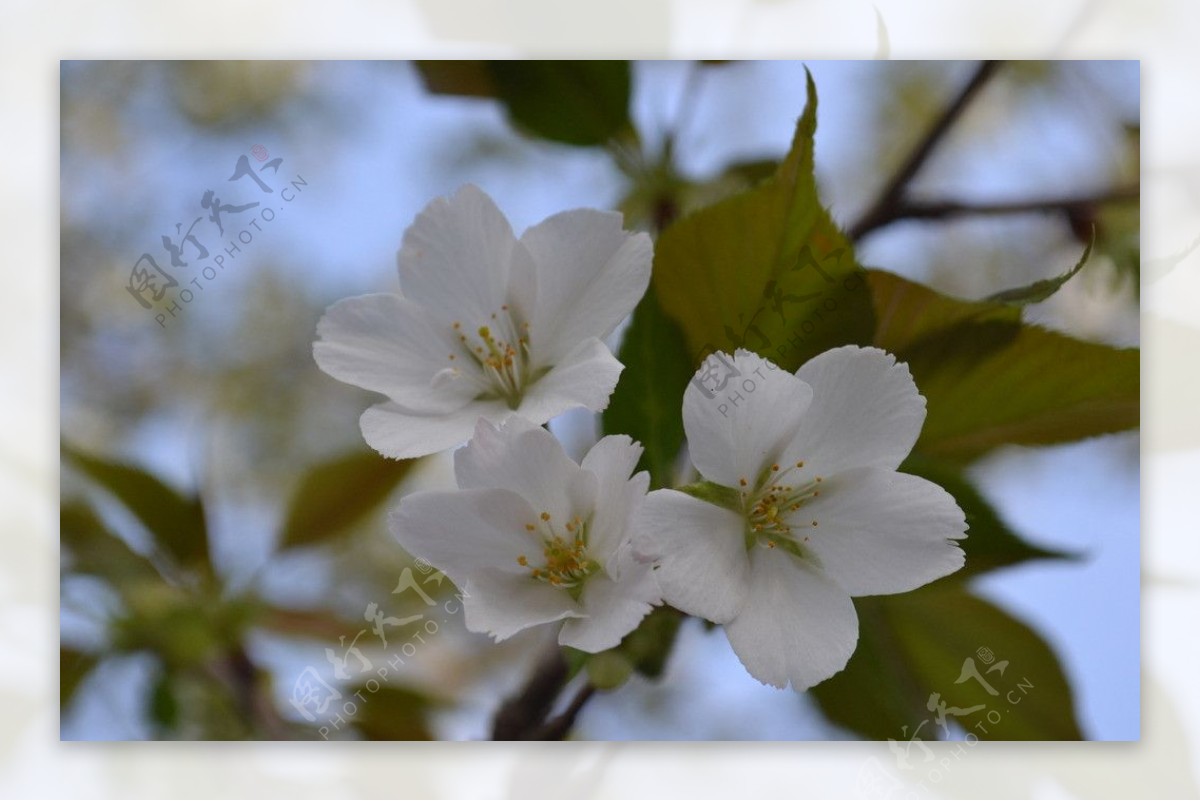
[602, 285, 692, 488]
[655, 69, 874, 372]
[812, 585, 1083, 740]
[868, 270, 1139, 462]
[278, 450, 417, 551]
[62, 444, 209, 570]
[986, 236, 1093, 306]
[60, 647, 99, 710]
[899, 455, 1072, 579]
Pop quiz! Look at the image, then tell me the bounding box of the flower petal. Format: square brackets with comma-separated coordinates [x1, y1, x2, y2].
[463, 567, 582, 642]
[396, 185, 522, 328]
[517, 336, 625, 421]
[636, 489, 750, 624]
[724, 548, 858, 691]
[796, 466, 966, 596]
[788, 346, 926, 475]
[313, 293, 481, 413]
[519, 209, 652, 364]
[558, 568, 658, 653]
[454, 417, 596, 525]
[360, 398, 511, 460]
[682, 350, 813, 488]
[580, 434, 649, 565]
[389, 487, 546, 584]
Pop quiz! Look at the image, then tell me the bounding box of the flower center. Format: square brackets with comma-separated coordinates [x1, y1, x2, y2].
[738, 461, 824, 553]
[448, 306, 532, 409]
[516, 512, 598, 598]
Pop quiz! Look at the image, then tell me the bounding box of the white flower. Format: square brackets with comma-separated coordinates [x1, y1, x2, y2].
[638, 346, 967, 691]
[390, 417, 658, 652]
[314, 185, 652, 459]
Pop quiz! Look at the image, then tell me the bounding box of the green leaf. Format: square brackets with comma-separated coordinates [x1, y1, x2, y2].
[655, 69, 875, 372]
[488, 61, 632, 146]
[414, 60, 495, 97]
[602, 285, 693, 487]
[60, 500, 161, 583]
[60, 647, 99, 710]
[416, 61, 633, 147]
[868, 270, 1139, 462]
[986, 236, 1093, 306]
[347, 685, 436, 740]
[149, 669, 180, 732]
[899, 455, 1072, 579]
[278, 450, 417, 551]
[62, 444, 209, 570]
[812, 585, 1083, 740]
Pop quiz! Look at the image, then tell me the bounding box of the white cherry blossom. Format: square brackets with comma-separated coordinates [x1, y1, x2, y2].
[638, 346, 967, 691]
[391, 417, 658, 652]
[314, 185, 652, 459]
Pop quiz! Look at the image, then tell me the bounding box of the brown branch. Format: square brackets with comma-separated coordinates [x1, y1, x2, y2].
[490, 646, 570, 740]
[849, 60, 1004, 242]
[536, 683, 597, 741]
[876, 185, 1139, 224]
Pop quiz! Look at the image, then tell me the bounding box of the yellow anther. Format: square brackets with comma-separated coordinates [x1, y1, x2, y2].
[540, 511, 551, 521]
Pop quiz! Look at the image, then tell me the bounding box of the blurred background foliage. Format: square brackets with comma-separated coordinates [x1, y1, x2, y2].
[60, 60, 1139, 741]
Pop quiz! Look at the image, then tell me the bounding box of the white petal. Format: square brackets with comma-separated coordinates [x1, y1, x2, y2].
[314, 293, 480, 413]
[682, 350, 813, 488]
[360, 398, 511, 460]
[558, 568, 658, 653]
[580, 435, 649, 565]
[520, 209, 652, 363]
[724, 548, 858, 691]
[463, 567, 582, 642]
[389, 488, 546, 585]
[454, 417, 596, 525]
[797, 466, 966, 596]
[396, 185, 522, 327]
[517, 337, 625, 421]
[788, 346, 926, 475]
[636, 489, 750, 624]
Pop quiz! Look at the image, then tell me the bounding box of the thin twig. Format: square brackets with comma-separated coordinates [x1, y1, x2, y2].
[849, 61, 1004, 242]
[490, 646, 570, 740]
[537, 683, 597, 741]
[876, 185, 1138, 224]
